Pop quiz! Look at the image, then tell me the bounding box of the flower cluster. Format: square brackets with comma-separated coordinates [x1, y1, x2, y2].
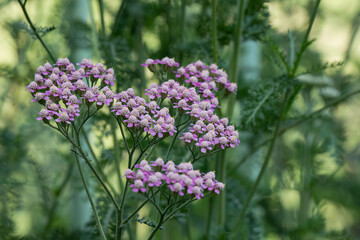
[183, 119, 240, 153]
[143, 58, 240, 153]
[28, 57, 239, 152]
[111, 88, 177, 138]
[125, 158, 224, 199]
[141, 57, 180, 72]
[26, 58, 116, 124]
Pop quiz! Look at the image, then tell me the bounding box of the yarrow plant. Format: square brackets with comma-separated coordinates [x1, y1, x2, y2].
[26, 58, 116, 126]
[26, 57, 239, 240]
[126, 158, 224, 198]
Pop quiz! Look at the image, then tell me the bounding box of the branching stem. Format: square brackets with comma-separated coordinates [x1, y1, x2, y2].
[17, 0, 56, 63]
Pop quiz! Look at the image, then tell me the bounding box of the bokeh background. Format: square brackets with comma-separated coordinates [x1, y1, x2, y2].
[1, 0, 360, 239]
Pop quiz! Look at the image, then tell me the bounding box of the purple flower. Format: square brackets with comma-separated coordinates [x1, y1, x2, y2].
[69, 70, 82, 80]
[152, 158, 164, 167]
[95, 93, 111, 106]
[74, 80, 88, 91]
[56, 58, 71, 67]
[103, 73, 115, 86]
[169, 183, 185, 196]
[130, 180, 147, 193]
[124, 169, 135, 179]
[78, 58, 94, 68]
[187, 186, 204, 199]
[55, 111, 72, 124]
[66, 105, 80, 117]
[36, 109, 52, 121]
[26, 81, 38, 92]
[149, 123, 165, 138]
[141, 58, 155, 67]
[180, 132, 198, 143]
[124, 115, 139, 128]
[175, 67, 188, 78]
[196, 140, 212, 153]
[127, 157, 225, 199]
[203, 179, 215, 191]
[226, 82, 238, 93]
[82, 90, 96, 102]
[147, 175, 162, 187]
[31, 92, 48, 102]
[214, 182, 225, 194]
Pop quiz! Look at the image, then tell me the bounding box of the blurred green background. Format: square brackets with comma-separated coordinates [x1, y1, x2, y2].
[1, 0, 360, 239]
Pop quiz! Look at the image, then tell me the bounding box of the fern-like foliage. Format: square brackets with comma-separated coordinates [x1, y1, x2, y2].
[133, 214, 163, 229]
[243, 0, 270, 41]
[239, 81, 283, 133]
[16, 21, 56, 38]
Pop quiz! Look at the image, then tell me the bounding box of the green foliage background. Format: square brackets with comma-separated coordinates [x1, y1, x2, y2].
[1, 0, 360, 239]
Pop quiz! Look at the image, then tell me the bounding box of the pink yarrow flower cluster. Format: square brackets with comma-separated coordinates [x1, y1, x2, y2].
[111, 88, 176, 138]
[141, 57, 180, 72]
[125, 158, 224, 199]
[142, 59, 240, 153]
[26, 58, 116, 124]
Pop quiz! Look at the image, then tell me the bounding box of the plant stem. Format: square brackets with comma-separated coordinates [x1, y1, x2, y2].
[230, 88, 290, 237]
[80, 128, 118, 197]
[230, 113, 281, 236]
[205, 197, 214, 238]
[111, 119, 123, 194]
[42, 162, 73, 237]
[216, 0, 246, 229]
[162, 198, 197, 223]
[115, 115, 130, 154]
[178, 0, 186, 63]
[75, 154, 107, 240]
[60, 129, 120, 211]
[147, 212, 165, 240]
[165, 131, 180, 161]
[211, 0, 217, 63]
[291, 0, 321, 76]
[17, 0, 56, 63]
[111, 0, 128, 38]
[230, 0, 246, 83]
[121, 199, 149, 226]
[97, 0, 105, 36]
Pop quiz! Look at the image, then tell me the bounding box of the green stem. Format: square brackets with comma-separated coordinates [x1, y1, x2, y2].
[205, 197, 215, 238]
[111, 119, 123, 194]
[291, 0, 321, 76]
[227, 0, 246, 116]
[230, 0, 246, 80]
[230, 117, 281, 236]
[230, 89, 287, 236]
[97, 0, 105, 36]
[75, 154, 107, 240]
[121, 199, 149, 226]
[211, 0, 218, 63]
[80, 128, 118, 198]
[282, 88, 360, 130]
[216, 0, 246, 228]
[59, 128, 120, 211]
[111, 0, 128, 38]
[42, 162, 73, 237]
[17, 0, 56, 63]
[147, 212, 165, 240]
[115, 115, 130, 154]
[116, 210, 121, 240]
[179, 0, 186, 63]
[165, 131, 180, 161]
[162, 198, 197, 223]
